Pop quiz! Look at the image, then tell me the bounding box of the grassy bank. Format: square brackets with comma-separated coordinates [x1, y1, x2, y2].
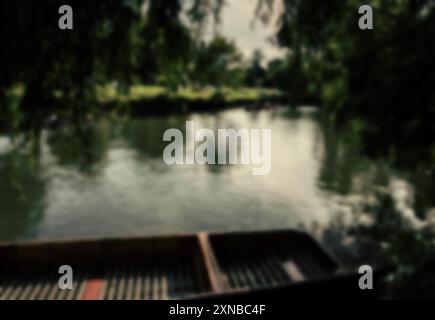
[97, 84, 286, 114]
[0, 84, 286, 131]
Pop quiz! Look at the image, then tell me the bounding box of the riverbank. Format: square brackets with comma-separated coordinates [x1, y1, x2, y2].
[0, 85, 286, 132]
[97, 85, 287, 115]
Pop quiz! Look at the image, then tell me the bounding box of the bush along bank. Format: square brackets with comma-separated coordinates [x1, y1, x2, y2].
[97, 85, 288, 115]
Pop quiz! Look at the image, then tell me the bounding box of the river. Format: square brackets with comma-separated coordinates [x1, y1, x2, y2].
[0, 106, 430, 265]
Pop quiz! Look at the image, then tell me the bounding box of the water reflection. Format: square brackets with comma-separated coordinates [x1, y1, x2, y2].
[122, 116, 188, 160]
[0, 144, 45, 239]
[0, 107, 433, 272]
[47, 118, 111, 173]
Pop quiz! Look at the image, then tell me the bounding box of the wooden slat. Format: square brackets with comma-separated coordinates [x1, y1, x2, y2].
[35, 277, 52, 300]
[105, 268, 117, 300]
[192, 254, 207, 294]
[116, 268, 127, 300]
[0, 278, 17, 300]
[283, 261, 305, 282]
[160, 269, 169, 300]
[27, 279, 44, 300]
[197, 233, 228, 293]
[143, 269, 150, 300]
[152, 266, 159, 300]
[255, 258, 274, 286]
[133, 269, 143, 300]
[125, 269, 134, 300]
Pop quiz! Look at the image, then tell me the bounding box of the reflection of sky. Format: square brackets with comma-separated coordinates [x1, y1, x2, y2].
[0, 137, 12, 154]
[206, 0, 287, 63]
[0, 108, 420, 242]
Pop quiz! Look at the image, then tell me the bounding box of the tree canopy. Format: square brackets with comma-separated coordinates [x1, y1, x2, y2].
[259, 0, 435, 170]
[0, 0, 227, 131]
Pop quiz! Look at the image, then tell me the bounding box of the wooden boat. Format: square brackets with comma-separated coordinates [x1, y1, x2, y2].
[0, 229, 340, 300]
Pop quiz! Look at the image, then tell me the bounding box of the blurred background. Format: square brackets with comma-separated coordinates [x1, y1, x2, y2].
[1, 0, 435, 298]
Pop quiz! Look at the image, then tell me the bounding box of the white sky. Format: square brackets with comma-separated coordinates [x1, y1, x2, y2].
[208, 0, 287, 63]
[145, 0, 287, 63]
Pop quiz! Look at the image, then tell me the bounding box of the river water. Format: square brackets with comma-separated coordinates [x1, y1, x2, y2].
[0, 106, 428, 263]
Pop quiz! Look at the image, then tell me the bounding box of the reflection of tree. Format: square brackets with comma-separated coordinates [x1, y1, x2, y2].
[0, 150, 45, 241]
[122, 116, 189, 159]
[307, 112, 435, 297]
[120, 113, 244, 176]
[330, 193, 435, 298]
[313, 113, 435, 297]
[316, 117, 367, 195]
[47, 117, 110, 173]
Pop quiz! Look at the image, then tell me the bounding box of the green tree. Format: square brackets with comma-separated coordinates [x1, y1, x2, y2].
[190, 36, 244, 88]
[258, 0, 435, 169]
[0, 0, 227, 131]
[245, 49, 266, 87]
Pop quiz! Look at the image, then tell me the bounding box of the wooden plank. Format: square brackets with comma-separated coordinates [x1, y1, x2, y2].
[116, 268, 127, 300]
[192, 254, 208, 293]
[73, 273, 89, 300]
[133, 269, 143, 300]
[250, 257, 269, 287]
[197, 233, 229, 293]
[125, 269, 134, 300]
[161, 268, 169, 300]
[8, 284, 24, 300]
[36, 276, 55, 300]
[241, 261, 259, 289]
[46, 282, 60, 300]
[283, 261, 305, 282]
[105, 268, 117, 300]
[26, 279, 44, 300]
[152, 266, 160, 300]
[17, 279, 37, 300]
[143, 269, 150, 300]
[174, 264, 185, 298]
[257, 257, 278, 286]
[0, 278, 16, 300]
[232, 263, 249, 289]
[264, 254, 289, 284]
[182, 264, 193, 295]
[166, 265, 175, 299]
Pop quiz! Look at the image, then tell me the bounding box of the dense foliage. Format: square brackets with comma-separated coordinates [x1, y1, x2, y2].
[261, 0, 435, 171]
[0, 0, 229, 131]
